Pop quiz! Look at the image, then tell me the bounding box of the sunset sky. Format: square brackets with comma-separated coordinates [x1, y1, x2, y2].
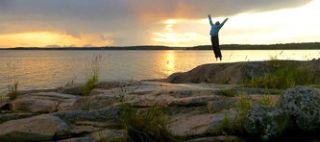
[0, 0, 319, 48]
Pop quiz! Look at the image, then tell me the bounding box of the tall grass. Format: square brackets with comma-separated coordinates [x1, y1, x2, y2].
[210, 93, 252, 135]
[119, 105, 176, 142]
[82, 55, 102, 96]
[8, 81, 19, 100]
[244, 63, 316, 89]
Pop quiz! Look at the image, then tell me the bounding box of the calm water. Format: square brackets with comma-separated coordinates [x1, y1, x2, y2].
[1, 50, 320, 92]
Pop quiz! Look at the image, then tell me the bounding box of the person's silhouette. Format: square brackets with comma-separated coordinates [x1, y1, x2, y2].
[208, 15, 229, 61]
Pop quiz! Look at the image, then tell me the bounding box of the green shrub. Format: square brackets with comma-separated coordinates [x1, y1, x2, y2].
[119, 105, 177, 142]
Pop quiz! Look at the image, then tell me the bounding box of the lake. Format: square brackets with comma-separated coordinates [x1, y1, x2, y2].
[1, 50, 320, 92]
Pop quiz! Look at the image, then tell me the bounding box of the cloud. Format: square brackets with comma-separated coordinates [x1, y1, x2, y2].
[0, 0, 313, 46]
[131, 0, 312, 18]
[0, 0, 11, 9]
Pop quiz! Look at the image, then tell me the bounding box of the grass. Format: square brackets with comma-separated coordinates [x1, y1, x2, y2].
[0, 95, 9, 104]
[81, 55, 102, 96]
[7, 81, 19, 100]
[82, 74, 99, 96]
[98, 131, 127, 142]
[259, 95, 273, 106]
[233, 93, 252, 130]
[210, 113, 231, 135]
[118, 104, 177, 142]
[217, 89, 238, 97]
[309, 84, 320, 89]
[244, 62, 316, 89]
[210, 93, 252, 135]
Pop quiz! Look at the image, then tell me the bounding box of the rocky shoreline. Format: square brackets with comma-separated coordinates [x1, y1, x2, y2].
[0, 60, 320, 142]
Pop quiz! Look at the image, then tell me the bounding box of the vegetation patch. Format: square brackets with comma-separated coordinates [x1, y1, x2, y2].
[118, 105, 178, 142]
[7, 81, 19, 100]
[210, 113, 232, 135]
[259, 95, 274, 106]
[244, 62, 316, 89]
[210, 93, 252, 135]
[81, 55, 102, 96]
[217, 89, 238, 97]
[82, 74, 99, 96]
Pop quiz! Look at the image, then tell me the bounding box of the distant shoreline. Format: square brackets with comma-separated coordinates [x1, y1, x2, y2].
[1, 42, 320, 50]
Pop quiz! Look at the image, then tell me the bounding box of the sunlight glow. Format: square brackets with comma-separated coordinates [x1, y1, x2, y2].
[152, 19, 208, 46]
[164, 50, 176, 75]
[0, 32, 113, 48]
[152, 0, 320, 46]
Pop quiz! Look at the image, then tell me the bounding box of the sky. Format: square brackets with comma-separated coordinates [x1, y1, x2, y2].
[0, 0, 319, 48]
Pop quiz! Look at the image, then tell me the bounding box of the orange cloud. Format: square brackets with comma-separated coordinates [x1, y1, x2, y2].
[0, 32, 113, 48]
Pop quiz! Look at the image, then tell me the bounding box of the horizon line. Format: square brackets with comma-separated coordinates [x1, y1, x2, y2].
[1, 42, 319, 49]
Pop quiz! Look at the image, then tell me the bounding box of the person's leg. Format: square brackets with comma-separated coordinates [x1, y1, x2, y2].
[217, 36, 222, 60]
[211, 36, 219, 59]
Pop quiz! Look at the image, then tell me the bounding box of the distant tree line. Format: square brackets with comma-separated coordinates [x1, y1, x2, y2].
[1, 42, 320, 50]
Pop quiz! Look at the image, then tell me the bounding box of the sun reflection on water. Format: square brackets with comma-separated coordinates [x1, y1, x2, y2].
[164, 51, 176, 76]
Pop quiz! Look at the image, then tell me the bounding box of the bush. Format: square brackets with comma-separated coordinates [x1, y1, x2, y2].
[119, 105, 177, 142]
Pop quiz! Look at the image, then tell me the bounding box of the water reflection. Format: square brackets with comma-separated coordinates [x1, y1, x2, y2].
[0, 50, 319, 91]
[164, 51, 176, 76]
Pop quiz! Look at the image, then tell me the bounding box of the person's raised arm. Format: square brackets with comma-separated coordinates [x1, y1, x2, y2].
[208, 15, 214, 26]
[219, 18, 229, 28]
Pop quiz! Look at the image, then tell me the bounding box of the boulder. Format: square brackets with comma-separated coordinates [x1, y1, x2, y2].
[171, 95, 222, 107]
[70, 121, 120, 135]
[166, 60, 320, 84]
[69, 94, 119, 111]
[0, 102, 10, 112]
[17, 89, 58, 96]
[207, 98, 237, 113]
[128, 93, 223, 108]
[168, 113, 215, 137]
[167, 62, 272, 84]
[89, 129, 126, 142]
[185, 136, 243, 142]
[127, 94, 176, 107]
[168, 110, 236, 137]
[11, 92, 80, 113]
[57, 84, 84, 96]
[279, 86, 320, 132]
[0, 113, 36, 124]
[0, 115, 71, 141]
[58, 137, 90, 142]
[59, 129, 126, 142]
[55, 107, 119, 123]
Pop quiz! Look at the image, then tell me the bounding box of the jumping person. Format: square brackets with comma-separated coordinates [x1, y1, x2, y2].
[208, 15, 229, 61]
